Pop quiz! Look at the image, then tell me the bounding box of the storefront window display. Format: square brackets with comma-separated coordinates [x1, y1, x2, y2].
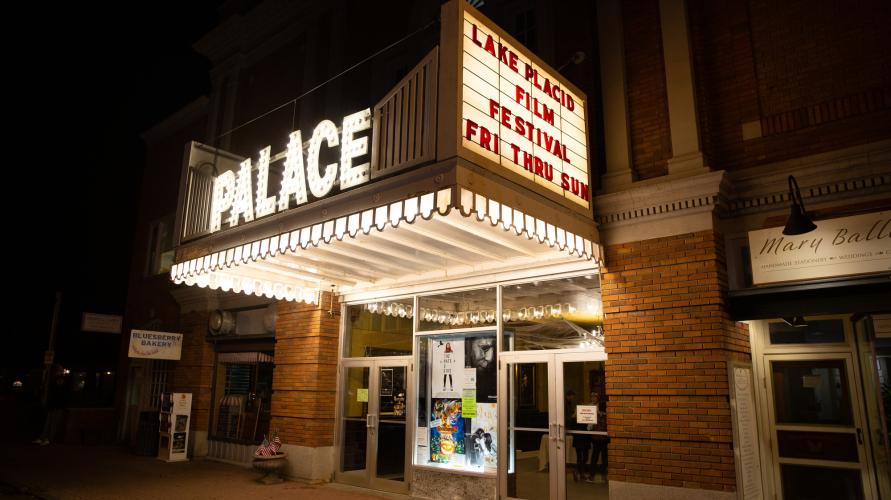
[211, 351, 274, 443]
[502, 275, 603, 351]
[345, 299, 413, 357]
[415, 332, 498, 473]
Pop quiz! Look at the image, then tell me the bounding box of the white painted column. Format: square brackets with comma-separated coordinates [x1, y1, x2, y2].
[660, 0, 708, 175]
[597, 0, 634, 192]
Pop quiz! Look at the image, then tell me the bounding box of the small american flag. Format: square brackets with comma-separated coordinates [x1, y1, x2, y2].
[271, 433, 282, 453]
[256, 436, 274, 456]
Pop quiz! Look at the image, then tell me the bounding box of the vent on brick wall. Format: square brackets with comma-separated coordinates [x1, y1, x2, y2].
[760, 86, 891, 137]
[370, 47, 438, 180]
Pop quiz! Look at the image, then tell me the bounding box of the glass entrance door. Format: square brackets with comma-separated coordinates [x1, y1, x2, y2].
[336, 359, 411, 493]
[765, 353, 876, 499]
[501, 352, 608, 500]
[504, 355, 555, 500]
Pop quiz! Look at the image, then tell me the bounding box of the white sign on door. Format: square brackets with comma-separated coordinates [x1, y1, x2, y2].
[576, 405, 597, 424]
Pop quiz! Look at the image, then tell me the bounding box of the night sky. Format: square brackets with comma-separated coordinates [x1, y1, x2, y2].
[8, 3, 221, 379]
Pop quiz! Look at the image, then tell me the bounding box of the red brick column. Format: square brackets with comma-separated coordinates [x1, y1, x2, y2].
[171, 310, 215, 434]
[601, 230, 750, 493]
[270, 293, 340, 447]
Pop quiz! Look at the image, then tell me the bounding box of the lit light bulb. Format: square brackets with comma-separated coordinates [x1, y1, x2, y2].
[254, 146, 276, 218]
[339, 109, 371, 189]
[229, 158, 255, 227]
[210, 171, 236, 232]
[306, 119, 339, 198]
[279, 130, 308, 210]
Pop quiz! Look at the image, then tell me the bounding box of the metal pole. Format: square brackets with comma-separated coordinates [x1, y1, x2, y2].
[42, 291, 62, 406]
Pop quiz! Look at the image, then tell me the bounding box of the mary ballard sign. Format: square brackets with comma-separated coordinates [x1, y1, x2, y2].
[748, 211, 891, 285]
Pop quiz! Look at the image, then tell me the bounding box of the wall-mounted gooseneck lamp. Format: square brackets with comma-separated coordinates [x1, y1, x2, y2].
[782, 175, 817, 236]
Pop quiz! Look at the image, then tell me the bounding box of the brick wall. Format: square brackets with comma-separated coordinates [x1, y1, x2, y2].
[270, 292, 340, 447]
[622, 0, 672, 180]
[601, 230, 750, 492]
[170, 311, 215, 432]
[688, 0, 891, 171]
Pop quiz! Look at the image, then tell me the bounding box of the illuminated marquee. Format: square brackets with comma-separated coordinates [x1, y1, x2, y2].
[460, 10, 590, 209]
[209, 109, 371, 232]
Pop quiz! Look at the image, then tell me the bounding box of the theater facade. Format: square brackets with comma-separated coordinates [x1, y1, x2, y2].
[140, 1, 891, 499]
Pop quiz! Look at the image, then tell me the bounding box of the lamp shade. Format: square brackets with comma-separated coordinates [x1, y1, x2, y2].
[782, 176, 817, 236]
[782, 203, 818, 235]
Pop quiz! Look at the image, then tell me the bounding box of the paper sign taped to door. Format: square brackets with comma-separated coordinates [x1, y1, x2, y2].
[801, 375, 822, 388]
[357, 388, 368, 402]
[577, 405, 598, 424]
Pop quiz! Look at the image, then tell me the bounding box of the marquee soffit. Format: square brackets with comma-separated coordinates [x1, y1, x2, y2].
[171, 187, 602, 304]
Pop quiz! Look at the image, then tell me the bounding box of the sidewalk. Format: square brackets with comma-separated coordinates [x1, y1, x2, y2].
[0, 443, 397, 500]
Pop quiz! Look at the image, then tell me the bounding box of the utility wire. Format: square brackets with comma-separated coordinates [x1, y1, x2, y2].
[216, 18, 437, 141]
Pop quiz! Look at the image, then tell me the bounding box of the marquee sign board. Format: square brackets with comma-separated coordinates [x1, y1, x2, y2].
[457, 6, 590, 212]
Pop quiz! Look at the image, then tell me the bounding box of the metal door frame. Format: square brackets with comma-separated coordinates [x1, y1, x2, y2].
[499, 350, 607, 500]
[763, 351, 876, 499]
[335, 357, 413, 494]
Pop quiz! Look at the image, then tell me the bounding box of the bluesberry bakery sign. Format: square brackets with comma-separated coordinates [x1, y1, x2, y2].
[748, 211, 891, 285]
[460, 9, 590, 210]
[128, 330, 184, 360]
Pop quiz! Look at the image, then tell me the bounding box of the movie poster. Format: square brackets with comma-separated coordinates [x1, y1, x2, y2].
[466, 335, 497, 402]
[467, 402, 497, 467]
[429, 399, 465, 464]
[432, 340, 464, 398]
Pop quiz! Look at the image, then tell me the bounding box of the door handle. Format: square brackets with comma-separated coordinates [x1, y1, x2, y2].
[856, 428, 863, 445]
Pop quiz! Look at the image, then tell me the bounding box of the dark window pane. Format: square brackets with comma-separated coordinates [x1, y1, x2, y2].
[780, 464, 864, 500]
[777, 430, 859, 462]
[769, 320, 845, 344]
[772, 360, 853, 426]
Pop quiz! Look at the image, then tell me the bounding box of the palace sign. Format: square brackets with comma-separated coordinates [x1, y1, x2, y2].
[460, 9, 590, 209]
[209, 109, 372, 233]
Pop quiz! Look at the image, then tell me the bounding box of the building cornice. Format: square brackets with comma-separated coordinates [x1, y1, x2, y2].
[593, 140, 891, 246]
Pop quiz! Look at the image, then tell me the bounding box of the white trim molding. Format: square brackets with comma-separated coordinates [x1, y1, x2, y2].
[594, 170, 727, 245]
